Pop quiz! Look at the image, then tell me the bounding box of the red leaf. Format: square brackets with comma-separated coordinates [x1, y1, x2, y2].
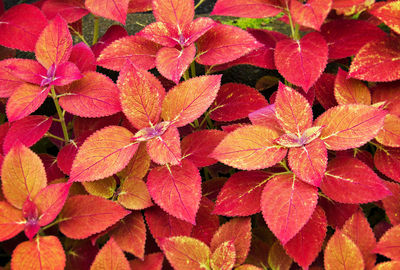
[162, 75, 221, 127]
[332, 0, 366, 8]
[375, 147, 400, 183]
[284, 206, 327, 269]
[1, 143, 47, 209]
[90, 237, 130, 270]
[334, 68, 371, 105]
[0, 58, 45, 86]
[59, 195, 130, 239]
[342, 210, 376, 269]
[374, 224, 400, 260]
[324, 230, 364, 270]
[59, 71, 121, 117]
[0, 59, 25, 97]
[156, 44, 196, 84]
[118, 64, 164, 129]
[210, 217, 252, 265]
[11, 236, 66, 270]
[210, 83, 268, 122]
[288, 139, 327, 187]
[129, 253, 164, 270]
[117, 142, 151, 180]
[3, 115, 52, 154]
[97, 36, 160, 71]
[147, 160, 201, 224]
[0, 201, 24, 241]
[320, 19, 386, 59]
[41, 0, 88, 23]
[73, 113, 122, 138]
[128, 0, 152, 13]
[382, 181, 400, 225]
[211, 125, 286, 170]
[268, 241, 293, 270]
[91, 25, 128, 58]
[321, 157, 391, 203]
[213, 171, 271, 216]
[136, 21, 178, 47]
[315, 104, 387, 150]
[51, 61, 83, 86]
[85, 0, 129, 24]
[34, 183, 71, 227]
[69, 42, 96, 72]
[370, 1, 400, 35]
[372, 81, 400, 117]
[70, 126, 138, 182]
[261, 173, 318, 244]
[275, 82, 313, 134]
[146, 126, 181, 165]
[290, 0, 332, 30]
[117, 176, 153, 210]
[191, 197, 219, 246]
[210, 241, 236, 270]
[6, 84, 50, 122]
[181, 130, 227, 167]
[313, 73, 337, 109]
[211, 0, 282, 18]
[39, 153, 65, 182]
[275, 32, 328, 91]
[349, 38, 400, 82]
[196, 24, 263, 66]
[0, 4, 48, 52]
[375, 114, 400, 147]
[319, 197, 359, 229]
[153, 0, 194, 31]
[145, 206, 193, 245]
[35, 15, 72, 69]
[111, 212, 146, 259]
[249, 104, 283, 131]
[160, 236, 211, 270]
[57, 142, 79, 175]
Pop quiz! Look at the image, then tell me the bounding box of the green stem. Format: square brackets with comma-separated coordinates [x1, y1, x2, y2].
[92, 16, 100, 45]
[279, 159, 291, 172]
[183, 69, 190, 80]
[45, 132, 65, 142]
[286, 5, 300, 40]
[40, 217, 69, 232]
[194, 0, 206, 10]
[68, 26, 89, 46]
[50, 86, 69, 143]
[190, 61, 196, 78]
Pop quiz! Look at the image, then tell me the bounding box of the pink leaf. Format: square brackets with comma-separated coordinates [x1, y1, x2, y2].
[3, 115, 52, 154]
[213, 171, 271, 216]
[147, 160, 201, 224]
[35, 15, 72, 69]
[162, 75, 221, 127]
[321, 157, 391, 203]
[156, 44, 196, 84]
[181, 129, 227, 167]
[85, 0, 129, 24]
[70, 126, 138, 182]
[261, 173, 318, 244]
[69, 42, 96, 72]
[91, 25, 128, 58]
[41, 0, 89, 23]
[51, 61, 83, 86]
[321, 19, 386, 59]
[275, 32, 328, 91]
[348, 37, 400, 82]
[196, 24, 263, 66]
[0, 59, 26, 97]
[290, 0, 332, 30]
[284, 206, 327, 269]
[210, 83, 268, 122]
[6, 84, 50, 122]
[0, 4, 48, 52]
[147, 126, 181, 165]
[375, 147, 400, 183]
[59, 71, 121, 117]
[0, 58, 45, 86]
[97, 36, 161, 71]
[118, 64, 164, 129]
[211, 0, 282, 18]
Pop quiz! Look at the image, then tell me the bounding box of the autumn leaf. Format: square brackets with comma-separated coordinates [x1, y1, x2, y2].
[382, 181, 400, 225]
[375, 114, 400, 147]
[268, 241, 293, 270]
[129, 253, 164, 270]
[82, 177, 116, 199]
[85, 0, 129, 24]
[211, 0, 282, 18]
[374, 224, 400, 260]
[117, 176, 153, 210]
[210, 241, 236, 270]
[369, 1, 400, 35]
[290, 0, 332, 30]
[0, 201, 24, 241]
[153, 0, 194, 30]
[334, 68, 371, 105]
[374, 147, 400, 183]
[191, 197, 220, 246]
[90, 238, 130, 270]
[146, 126, 182, 165]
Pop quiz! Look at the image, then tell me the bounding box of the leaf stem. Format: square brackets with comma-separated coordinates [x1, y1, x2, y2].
[69, 26, 89, 46]
[190, 61, 196, 78]
[183, 69, 190, 80]
[194, 0, 206, 10]
[40, 217, 69, 232]
[45, 132, 65, 142]
[50, 86, 69, 143]
[92, 16, 100, 45]
[286, 5, 300, 40]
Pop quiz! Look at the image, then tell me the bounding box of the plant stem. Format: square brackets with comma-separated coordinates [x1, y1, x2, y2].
[183, 69, 190, 80]
[286, 5, 300, 40]
[40, 217, 69, 232]
[45, 132, 65, 142]
[50, 86, 69, 143]
[194, 0, 206, 10]
[92, 16, 100, 45]
[190, 61, 196, 78]
[69, 26, 89, 46]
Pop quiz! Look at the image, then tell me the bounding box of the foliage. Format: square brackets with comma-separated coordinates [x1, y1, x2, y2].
[0, 0, 399, 269]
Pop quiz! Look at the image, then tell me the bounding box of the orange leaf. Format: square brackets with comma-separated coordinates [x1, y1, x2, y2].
[82, 177, 116, 199]
[210, 218, 251, 265]
[370, 1, 400, 35]
[315, 104, 387, 150]
[375, 114, 400, 147]
[129, 252, 164, 270]
[11, 236, 66, 270]
[85, 0, 129, 24]
[90, 238, 130, 270]
[162, 75, 221, 127]
[374, 224, 400, 260]
[334, 68, 371, 105]
[70, 126, 138, 182]
[117, 142, 150, 180]
[146, 126, 181, 165]
[374, 147, 400, 182]
[1, 143, 47, 209]
[0, 201, 24, 241]
[210, 241, 236, 270]
[324, 230, 364, 270]
[373, 261, 400, 270]
[211, 125, 286, 170]
[117, 176, 153, 210]
[59, 195, 130, 239]
[153, 0, 194, 30]
[290, 0, 332, 30]
[111, 212, 146, 259]
[161, 236, 211, 270]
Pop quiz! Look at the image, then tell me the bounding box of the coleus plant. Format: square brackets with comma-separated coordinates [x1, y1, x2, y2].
[0, 0, 400, 269]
